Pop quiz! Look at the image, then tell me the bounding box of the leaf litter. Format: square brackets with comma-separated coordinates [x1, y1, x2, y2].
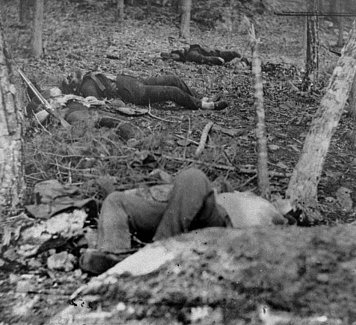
[0, 0, 355, 323]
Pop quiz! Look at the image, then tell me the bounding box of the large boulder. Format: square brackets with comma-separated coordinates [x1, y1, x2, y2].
[48, 225, 356, 325]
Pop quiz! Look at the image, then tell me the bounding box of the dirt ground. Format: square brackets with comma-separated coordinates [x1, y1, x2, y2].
[0, 0, 355, 324]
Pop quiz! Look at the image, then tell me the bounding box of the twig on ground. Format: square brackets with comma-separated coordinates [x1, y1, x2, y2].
[175, 134, 214, 148]
[222, 149, 233, 166]
[148, 104, 178, 123]
[25, 174, 44, 182]
[50, 163, 95, 173]
[162, 155, 289, 177]
[237, 175, 257, 189]
[163, 154, 235, 171]
[195, 121, 213, 157]
[33, 112, 51, 135]
[41, 152, 129, 160]
[92, 138, 111, 156]
[183, 116, 191, 159]
[288, 80, 309, 96]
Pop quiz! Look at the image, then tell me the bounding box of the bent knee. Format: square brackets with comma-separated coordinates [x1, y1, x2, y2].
[102, 191, 126, 208]
[175, 168, 210, 188]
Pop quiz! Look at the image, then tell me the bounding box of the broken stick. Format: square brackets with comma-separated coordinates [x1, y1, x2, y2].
[195, 121, 213, 157]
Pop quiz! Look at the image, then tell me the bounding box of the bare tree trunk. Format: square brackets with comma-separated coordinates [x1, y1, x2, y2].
[349, 75, 356, 148]
[303, 0, 319, 91]
[175, 0, 180, 12]
[249, 24, 270, 199]
[0, 24, 25, 216]
[19, 0, 31, 24]
[352, 106, 356, 149]
[116, 0, 124, 23]
[180, 0, 191, 40]
[286, 21, 356, 221]
[337, 0, 344, 47]
[32, 0, 43, 58]
[328, 0, 338, 23]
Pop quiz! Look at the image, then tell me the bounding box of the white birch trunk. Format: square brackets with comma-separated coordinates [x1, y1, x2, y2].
[286, 21, 356, 221]
[0, 25, 25, 216]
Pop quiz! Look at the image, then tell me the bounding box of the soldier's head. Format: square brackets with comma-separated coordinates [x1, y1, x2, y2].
[61, 70, 83, 95]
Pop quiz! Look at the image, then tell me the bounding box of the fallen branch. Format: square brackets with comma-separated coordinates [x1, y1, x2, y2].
[288, 80, 310, 97]
[195, 121, 213, 157]
[175, 134, 214, 148]
[162, 155, 288, 177]
[148, 104, 178, 123]
[237, 175, 257, 189]
[163, 154, 235, 171]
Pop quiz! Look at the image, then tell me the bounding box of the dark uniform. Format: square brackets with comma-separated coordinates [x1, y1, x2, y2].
[161, 44, 249, 66]
[80, 168, 232, 274]
[62, 71, 227, 110]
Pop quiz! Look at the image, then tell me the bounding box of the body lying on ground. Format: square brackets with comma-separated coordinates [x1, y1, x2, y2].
[80, 168, 289, 275]
[161, 44, 250, 67]
[26, 87, 129, 129]
[61, 71, 228, 110]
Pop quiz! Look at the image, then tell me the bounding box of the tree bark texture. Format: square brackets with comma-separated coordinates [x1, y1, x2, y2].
[19, 0, 32, 24]
[252, 37, 270, 199]
[337, 0, 344, 47]
[304, 0, 319, 89]
[116, 0, 124, 23]
[32, 0, 43, 58]
[349, 75, 356, 148]
[286, 21, 356, 215]
[328, 0, 338, 23]
[146, 0, 151, 12]
[0, 25, 24, 216]
[180, 0, 191, 40]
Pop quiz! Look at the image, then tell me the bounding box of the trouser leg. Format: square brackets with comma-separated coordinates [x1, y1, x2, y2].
[97, 191, 167, 253]
[214, 50, 241, 62]
[116, 75, 201, 109]
[141, 85, 202, 109]
[188, 45, 241, 64]
[154, 168, 229, 241]
[142, 75, 197, 97]
[186, 49, 225, 65]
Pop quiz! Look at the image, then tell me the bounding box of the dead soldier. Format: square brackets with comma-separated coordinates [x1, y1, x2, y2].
[161, 44, 250, 67]
[61, 71, 228, 110]
[80, 168, 289, 274]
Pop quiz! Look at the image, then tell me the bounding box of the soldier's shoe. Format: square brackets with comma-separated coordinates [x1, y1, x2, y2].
[79, 249, 131, 275]
[201, 93, 222, 103]
[161, 52, 181, 61]
[214, 100, 228, 110]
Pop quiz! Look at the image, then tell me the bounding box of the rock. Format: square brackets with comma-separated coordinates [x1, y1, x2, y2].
[27, 257, 43, 269]
[268, 144, 280, 151]
[18, 210, 87, 257]
[115, 122, 138, 141]
[15, 275, 39, 293]
[12, 295, 40, 317]
[47, 251, 76, 271]
[49, 225, 356, 325]
[335, 187, 353, 212]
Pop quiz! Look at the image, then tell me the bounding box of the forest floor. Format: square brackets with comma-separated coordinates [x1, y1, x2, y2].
[0, 0, 355, 324]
